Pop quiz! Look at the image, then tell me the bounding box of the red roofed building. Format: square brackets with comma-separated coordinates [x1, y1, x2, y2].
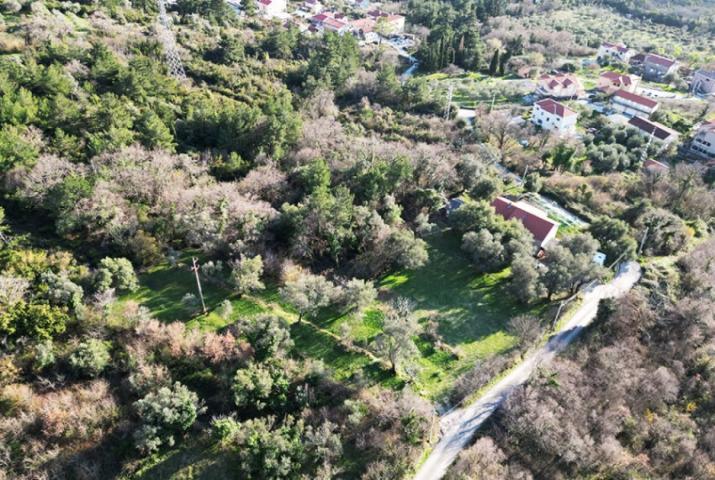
[310, 11, 349, 33]
[598, 71, 640, 94]
[322, 16, 349, 33]
[628, 116, 679, 146]
[492, 197, 559, 248]
[643, 53, 678, 81]
[365, 9, 405, 33]
[597, 42, 635, 63]
[536, 73, 585, 99]
[611, 89, 659, 117]
[531, 98, 578, 134]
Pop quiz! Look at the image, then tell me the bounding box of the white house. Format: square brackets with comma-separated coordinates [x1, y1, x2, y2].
[366, 9, 406, 34]
[256, 0, 287, 18]
[643, 53, 678, 82]
[690, 121, 715, 160]
[692, 69, 715, 95]
[597, 42, 635, 63]
[531, 98, 577, 134]
[611, 89, 659, 118]
[351, 17, 380, 43]
[299, 0, 322, 14]
[598, 71, 640, 94]
[536, 73, 585, 99]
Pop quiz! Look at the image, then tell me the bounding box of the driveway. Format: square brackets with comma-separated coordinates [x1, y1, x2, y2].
[414, 261, 642, 480]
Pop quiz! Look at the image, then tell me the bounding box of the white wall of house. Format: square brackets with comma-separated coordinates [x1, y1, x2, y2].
[597, 44, 633, 63]
[691, 128, 715, 159]
[259, 0, 286, 17]
[611, 98, 656, 118]
[531, 105, 577, 134]
[693, 70, 715, 94]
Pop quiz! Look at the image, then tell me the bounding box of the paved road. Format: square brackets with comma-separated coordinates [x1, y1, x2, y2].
[414, 261, 642, 480]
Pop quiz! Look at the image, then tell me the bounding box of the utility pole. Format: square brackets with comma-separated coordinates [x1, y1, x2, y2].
[641, 124, 656, 165]
[191, 257, 208, 314]
[156, 0, 187, 80]
[444, 83, 453, 121]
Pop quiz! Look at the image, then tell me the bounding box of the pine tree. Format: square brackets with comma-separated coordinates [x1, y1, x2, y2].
[489, 49, 500, 76]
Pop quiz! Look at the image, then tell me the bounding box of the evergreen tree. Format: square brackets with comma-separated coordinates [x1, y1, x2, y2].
[489, 49, 500, 76]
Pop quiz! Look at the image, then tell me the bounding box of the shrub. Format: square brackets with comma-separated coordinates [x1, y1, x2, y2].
[33, 380, 118, 443]
[211, 416, 241, 445]
[1, 301, 69, 340]
[69, 339, 111, 378]
[241, 315, 293, 360]
[33, 341, 55, 372]
[127, 361, 171, 396]
[233, 360, 290, 412]
[95, 257, 139, 293]
[0, 356, 20, 387]
[133, 382, 204, 453]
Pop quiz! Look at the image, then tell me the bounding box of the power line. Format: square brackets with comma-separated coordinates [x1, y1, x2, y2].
[156, 0, 187, 80]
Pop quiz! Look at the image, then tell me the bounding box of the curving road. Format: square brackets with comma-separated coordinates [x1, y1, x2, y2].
[414, 261, 642, 480]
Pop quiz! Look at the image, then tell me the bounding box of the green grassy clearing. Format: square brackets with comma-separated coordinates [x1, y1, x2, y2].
[116, 230, 546, 400]
[376, 229, 546, 398]
[427, 76, 533, 109]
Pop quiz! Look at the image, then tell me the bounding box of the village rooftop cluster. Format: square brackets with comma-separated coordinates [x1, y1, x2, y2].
[528, 41, 714, 163]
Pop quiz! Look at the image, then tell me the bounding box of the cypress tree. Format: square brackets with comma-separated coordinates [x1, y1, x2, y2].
[489, 49, 500, 76]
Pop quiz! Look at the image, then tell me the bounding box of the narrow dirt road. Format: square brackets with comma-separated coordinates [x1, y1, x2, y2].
[414, 261, 642, 480]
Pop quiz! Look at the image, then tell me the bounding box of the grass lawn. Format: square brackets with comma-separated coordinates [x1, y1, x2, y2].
[114, 252, 393, 388]
[116, 231, 547, 400]
[377, 229, 546, 398]
[426, 76, 533, 109]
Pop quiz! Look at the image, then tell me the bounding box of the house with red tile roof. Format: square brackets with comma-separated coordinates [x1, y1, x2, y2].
[611, 89, 659, 117]
[597, 42, 635, 63]
[351, 17, 379, 43]
[536, 73, 585, 99]
[310, 11, 349, 33]
[627, 116, 679, 146]
[643, 53, 678, 81]
[531, 99, 577, 134]
[366, 9, 405, 33]
[491, 197, 559, 248]
[598, 71, 640, 94]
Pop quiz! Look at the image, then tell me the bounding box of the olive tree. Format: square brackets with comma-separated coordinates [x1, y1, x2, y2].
[373, 298, 420, 374]
[230, 255, 265, 297]
[280, 272, 338, 322]
[133, 382, 203, 453]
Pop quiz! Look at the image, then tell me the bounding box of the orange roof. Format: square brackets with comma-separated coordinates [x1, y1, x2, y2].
[492, 197, 558, 246]
[535, 98, 576, 118]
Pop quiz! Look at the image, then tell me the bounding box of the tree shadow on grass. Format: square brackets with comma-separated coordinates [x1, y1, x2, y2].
[132, 442, 238, 480]
[290, 321, 399, 389]
[379, 229, 539, 350]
